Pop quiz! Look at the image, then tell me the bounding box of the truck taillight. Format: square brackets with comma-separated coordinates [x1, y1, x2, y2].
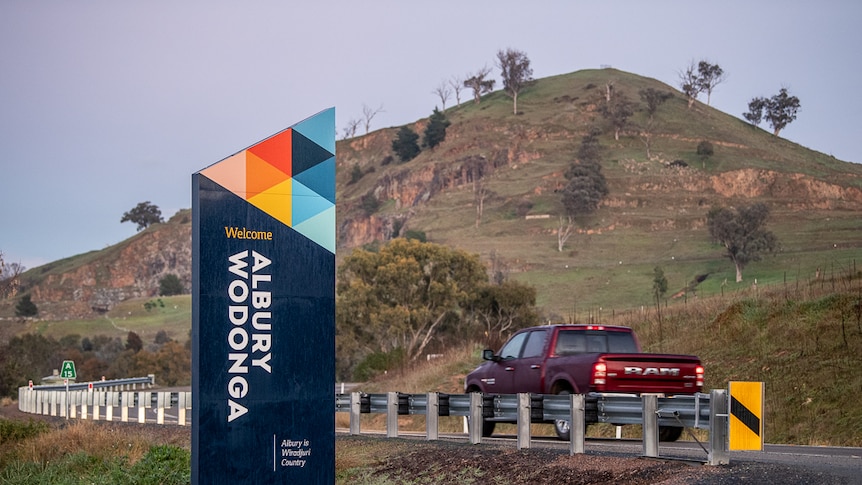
[695, 365, 704, 388]
[592, 362, 607, 388]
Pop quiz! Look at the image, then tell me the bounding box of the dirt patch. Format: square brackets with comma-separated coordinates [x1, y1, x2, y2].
[338, 435, 854, 484]
[341, 436, 718, 484]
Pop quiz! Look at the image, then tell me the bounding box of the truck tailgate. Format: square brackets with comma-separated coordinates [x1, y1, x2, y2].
[601, 353, 702, 394]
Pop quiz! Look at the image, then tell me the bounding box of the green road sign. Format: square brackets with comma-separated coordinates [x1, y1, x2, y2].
[60, 360, 76, 379]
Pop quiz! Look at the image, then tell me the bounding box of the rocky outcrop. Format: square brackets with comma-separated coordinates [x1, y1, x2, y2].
[23, 212, 191, 318]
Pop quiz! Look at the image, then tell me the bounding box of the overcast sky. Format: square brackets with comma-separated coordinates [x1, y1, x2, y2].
[2, 1, 860, 269]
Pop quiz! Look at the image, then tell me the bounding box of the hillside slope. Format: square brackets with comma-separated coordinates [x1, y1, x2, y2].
[3, 68, 861, 319]
[2, 210, 191, 319]
[336, 69, 862, 317]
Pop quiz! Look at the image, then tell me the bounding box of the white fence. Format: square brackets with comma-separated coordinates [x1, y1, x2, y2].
[18, 387, 191, 426]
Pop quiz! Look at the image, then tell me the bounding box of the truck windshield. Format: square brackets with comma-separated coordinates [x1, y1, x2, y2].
[554, 330, 638, 355]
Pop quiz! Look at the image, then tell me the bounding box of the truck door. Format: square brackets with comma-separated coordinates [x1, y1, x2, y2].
[509, 329, 549, 394]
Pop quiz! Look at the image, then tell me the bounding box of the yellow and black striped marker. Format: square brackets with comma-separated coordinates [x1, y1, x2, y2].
[728, 381, 764, 450]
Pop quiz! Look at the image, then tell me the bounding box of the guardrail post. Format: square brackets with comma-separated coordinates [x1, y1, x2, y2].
[642, 394, 659, 458]
[708, 389, 730, 465]
[349, 392, 361, 435]
[138, 392, 148, 424]
[156, 392, 167, 425]
[105, 392, 115, 421]
[93, 391, 102, 421]
[121, 392, 132, 422]
[570, 394, 586, 455]
[517, 393, 531, 450]
[386, 392, 398, 438]
[426, 392, 439, 441]
[178, 392, 189, 426]
[469, 392, 483, 444]
[81, 390, 89, 420]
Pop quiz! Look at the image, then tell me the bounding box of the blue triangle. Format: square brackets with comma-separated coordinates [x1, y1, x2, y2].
[292, 178, 334, 226]
[294, 206, 335, 254]
[293, 107, 335, 156]
[293, 156, 335, 204]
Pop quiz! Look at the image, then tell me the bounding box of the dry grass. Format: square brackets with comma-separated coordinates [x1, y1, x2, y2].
[13, 421, 153, 465]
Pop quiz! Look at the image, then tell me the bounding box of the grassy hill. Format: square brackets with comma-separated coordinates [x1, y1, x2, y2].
[337, 68, 862, 320]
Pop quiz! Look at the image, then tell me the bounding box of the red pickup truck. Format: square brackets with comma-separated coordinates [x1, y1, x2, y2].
[464, 324, 704, 441]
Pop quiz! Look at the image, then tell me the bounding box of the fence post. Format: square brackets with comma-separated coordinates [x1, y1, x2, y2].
[642, 394, 659, 458]
[349, 392, 361, 435]
[426, 392, 439, 441]
[469, 393, 483, 444]
[517, 393, 531, 450]
[708, 389, 730, 465]
[570, 394, 585, 455]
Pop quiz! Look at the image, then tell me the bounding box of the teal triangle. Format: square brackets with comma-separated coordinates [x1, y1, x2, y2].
[293, 107, 335, 156]
[293, 156, 335, 204]
[294, 205, 335, 254]
[292, 179, 334, 226]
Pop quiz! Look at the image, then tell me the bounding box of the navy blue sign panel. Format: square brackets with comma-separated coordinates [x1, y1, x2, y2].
[192, 109, 335, 484]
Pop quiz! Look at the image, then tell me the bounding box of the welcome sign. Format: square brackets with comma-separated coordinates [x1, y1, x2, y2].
[191, 108, 335, 483]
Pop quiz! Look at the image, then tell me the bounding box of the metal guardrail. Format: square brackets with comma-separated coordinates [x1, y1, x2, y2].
[28, 375, 156, 392]
[336, 390, 730, 465]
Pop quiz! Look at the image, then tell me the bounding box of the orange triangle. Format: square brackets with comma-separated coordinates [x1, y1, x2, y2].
[248, 128, 292, 176]
[245, 151, 290, 199]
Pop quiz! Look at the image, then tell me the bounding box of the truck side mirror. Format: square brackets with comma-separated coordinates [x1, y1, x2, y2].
[482, 349, 497, 361]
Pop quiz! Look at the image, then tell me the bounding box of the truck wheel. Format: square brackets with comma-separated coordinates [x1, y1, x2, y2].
[465, 414, 496, 437]
[658, 426, 683, 442]
[553, 389, 572, 441]
[554, 418, 571, 441]
[482, 420, 496, 437]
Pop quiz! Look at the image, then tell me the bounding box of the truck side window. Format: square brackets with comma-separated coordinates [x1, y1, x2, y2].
[555, 331, 586, 355]
[521, 330, 548, 358]
[499, 332, 528, 360]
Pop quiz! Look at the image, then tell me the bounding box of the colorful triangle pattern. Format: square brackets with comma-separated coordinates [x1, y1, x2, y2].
[198, 108, 335, 253]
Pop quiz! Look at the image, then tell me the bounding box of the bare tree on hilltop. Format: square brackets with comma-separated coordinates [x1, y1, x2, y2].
[637, 88, 674, 158]
[448, 75, 465, 105]
[678, 60, 702, 109]
[496, 48, 533, 115]
[362, 103, 384, 134]
[0, 251, 25, 299]
[432, 81, 452, 110]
